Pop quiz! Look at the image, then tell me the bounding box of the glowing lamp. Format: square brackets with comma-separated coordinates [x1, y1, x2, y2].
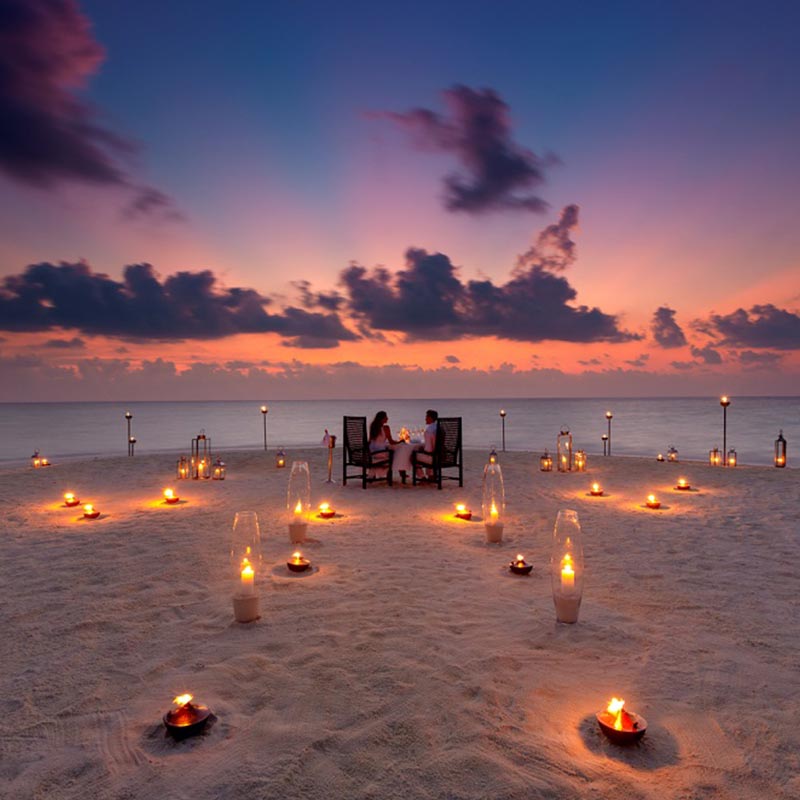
[276, 447, 287, 468]
[775, 430, 787, 468]
[596, 697, 647, 745]
[539, 450, 553, 472]
[557, 426, 572, 472]
[41, 458, 50, 467]
[551, 509, 583, 623]
[667, 445, 679, 462]
[31, 450, 41, 468]
[574, 450, 587, 472]
[287, 550, 311, 573]
[287, 461, 310, 543]
[488, 447, 498, 465]
[176, 455, 189, 480]
[657, 453, 665, 462]
[212, 458, 226, 480]
[318, 502, 336, 519]
[83, 504, 100, 519]
[482, 462, 505, 543]
[509, 554, 533, 575]
[589, 482, 603, 496]
[675, 478, 691, 491]
[645, 494, 661, 509]
[163, 488, 180, 504]
[726, 448, 737, 467]
[64, 492, 81, 507]
[709, 448, 721, 467]
[163, 693, 212, 740]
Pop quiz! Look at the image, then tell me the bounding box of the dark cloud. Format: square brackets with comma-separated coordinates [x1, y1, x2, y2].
[625, 353, 650, 368]
[690, 344, 722, 365]
[579, 358, 602, 366]
[704, 304, 800, 350]
[738, 350, 783, 368]
[517, 204, 579, 271]
[338, 207, 636, 345]
[293, 280, 344, 311]
[383, 85, 556, 214]
[670, 360, 696, 371]
[444, 354, 460, 364]
[0, 0, 178, 218]
[42, 336, 85, 349]
[0, 261, 357, 346]
[651, 306, 687, 348]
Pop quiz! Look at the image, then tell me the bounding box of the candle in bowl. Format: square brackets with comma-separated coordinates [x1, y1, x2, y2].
[509, 554, 533, 575]
[83, 504, 100, 519]
[596, 697, 647, 745]
[675, 478, 691, 491]
[64, 492, 81, 507]
[317, 502, 336, 519]
[645, 494, 661, 509]
[454, 503, 472, 521]
[589, 482, 604, 496]
[41, 458, 50, 467]
[163, 693, 212, 740]
[656, 453, 665, 462]
[287, 550, 311, 573]
[163, 488, 180, 504]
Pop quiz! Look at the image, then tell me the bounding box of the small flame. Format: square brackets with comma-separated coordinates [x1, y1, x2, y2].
[607, 697, 625, 730]
[294, 499, 303, 514]
[173, 693, 193, 707]
[292, 551, 303, 563]
[591, 482, 600, 492]
[490, 502, 498, 519]
[515, 554, 525, 564]
[164, 488, 174, 499]
[241, 563, 254, 579]
[678, 478, 686, 486]
[456, 503, 466, 513]
[83, 504, 94, 513]
[319, 502, 330, 512]
[647, 494, 656, 504]
[65, 492, 75, 501]
[241, 556, 251, 568]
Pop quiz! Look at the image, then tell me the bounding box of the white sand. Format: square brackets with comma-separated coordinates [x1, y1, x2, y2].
[1, 449, 799, 799]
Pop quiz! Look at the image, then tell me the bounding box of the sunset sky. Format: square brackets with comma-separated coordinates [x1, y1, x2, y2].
[1, 0, 798, 400]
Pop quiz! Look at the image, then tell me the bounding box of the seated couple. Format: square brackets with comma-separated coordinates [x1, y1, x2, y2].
[369, 409, 438, 483]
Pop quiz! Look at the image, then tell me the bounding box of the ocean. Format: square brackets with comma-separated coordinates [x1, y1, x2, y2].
[1, 397, 796, 467]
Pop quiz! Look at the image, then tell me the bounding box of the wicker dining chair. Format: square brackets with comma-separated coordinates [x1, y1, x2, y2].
[411, 417, 463, 489]
[342, 416, 393, 489]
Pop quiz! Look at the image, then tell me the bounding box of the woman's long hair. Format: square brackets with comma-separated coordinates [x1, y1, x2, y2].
[369, 411, 388, 442]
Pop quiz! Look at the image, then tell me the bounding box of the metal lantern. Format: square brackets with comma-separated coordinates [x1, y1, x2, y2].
[667, 445, 678, 462]
[31, 450, 41, 468]
[709, 447, 721, 467]
[488, 447, 498, 465]
[212, 458, 227, 480]
[574, 450, 587, 472]
[557, 426, 572, 472]
[191, 431, 212, 479]
[540, 450, 553, 472]
[276, 447, 287, 469]
[775, 430, 787, 468]
[551, 509, 584, 624]
[230, 511, 262, 623]
[287, 461, 311, 544]
[726, 448, 737, 467]
[482, 462, 505, 543]
[176, 455, 189, 480]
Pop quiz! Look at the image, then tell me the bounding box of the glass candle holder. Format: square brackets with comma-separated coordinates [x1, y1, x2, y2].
[482, 462, 505, 543]
[551, 509, 584, 623]
[287, 461, 311, 543]
[557, 427, 573, 472]
[230, 511, 262, 623]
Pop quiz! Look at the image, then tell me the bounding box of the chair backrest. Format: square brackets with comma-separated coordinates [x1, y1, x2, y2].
[435, 417, 462, 467]
[343, 416, 368, 466]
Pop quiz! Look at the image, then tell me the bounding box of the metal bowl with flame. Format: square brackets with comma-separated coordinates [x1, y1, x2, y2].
[509, 555, 533, 575]
[163, 694, 212, 740]
[596, 697, 647, 745]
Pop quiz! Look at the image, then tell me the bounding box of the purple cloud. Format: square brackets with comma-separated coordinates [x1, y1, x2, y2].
[0, 0, 178, 218]
[651, 306, 687, 348]
[705, 304, 800, 350]
[0, 261, 357, 346]
[690, 344, 722, 365]
[383, 85, 556, 214]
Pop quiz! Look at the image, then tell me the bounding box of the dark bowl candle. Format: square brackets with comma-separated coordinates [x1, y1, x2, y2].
[163, 694, 212, 740]
[596, 698, 647, 745]
[509, 555, 533, 575]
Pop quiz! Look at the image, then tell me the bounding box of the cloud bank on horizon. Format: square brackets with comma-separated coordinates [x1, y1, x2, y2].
[0, 0, 178, 218]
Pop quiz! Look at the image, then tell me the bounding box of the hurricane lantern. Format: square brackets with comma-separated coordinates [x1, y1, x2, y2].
[726, 448, 737, 467]
[230, 511, 262, 623]
[709, 447, 721, 467]
[574, 450, 587, 472]
[191, 431, 212, 479]
[667, 445, 679, 462]
[775, 430, 787, 468]
[482, 462, 505, 543]
[287, 461, 311, 543]
[176, 455, 190, 480]
[212, 458, 226, 480]
[539, 450, 553, 472]
[276, 447, 287, 469]
[557, 426, 573, 472]
[551, 509, 584, 624]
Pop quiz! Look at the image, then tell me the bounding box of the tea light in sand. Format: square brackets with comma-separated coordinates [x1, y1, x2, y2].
[163, 693, 212, 740]
[40, 457, 50, 467]
[63, 492, 81, 507]
[454, 503, 472, 520]
[83, 503, 100, 519]
[675, 478, 691, 491]
[317, 502, 336, 519]
[645, 494, 661, 509]
[589, 482, 604, 496]
[596, 697, 647, 745]
[509, 554, 533, 575]
[287, 550, 311, 573]
[656, 453, 665, 462]
[163, 488, 180, 504]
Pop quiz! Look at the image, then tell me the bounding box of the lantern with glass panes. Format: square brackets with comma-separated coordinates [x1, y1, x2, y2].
[540, 449, 553, 472]
[574, 450, 587, 472]
[176, 455, 189, 480]
[276, 447, 286, 469]
[726, 448, 737, 467]
[667, 445, 678, 462]
[709, 447, 721, 467]
[557, 426, 573, 472]
[191, 431, 212, 479]
[212, 458, 226, 480]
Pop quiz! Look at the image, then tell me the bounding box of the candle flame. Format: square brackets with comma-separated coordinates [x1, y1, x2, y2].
[241, 563, 254, 579]
[607, 697, 625, 730]
[591, 482, 600, 492]
[83, 504, 94, 513]
[515, 554, 525, 564]
[65, 492, 75, 502]
[490, 502, 498, 519]
[456, 503, 466, 513]
[164, 489, 174, 499]
[173, 693, 193, 707]
[292, 551, 303, 563]
[678, 479, 686, 486]
[647, 494, 656, 503]
[294, 499, 303, 515]
[319, 502, 329, 512]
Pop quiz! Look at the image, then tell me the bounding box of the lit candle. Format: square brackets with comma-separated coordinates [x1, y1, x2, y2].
[646, 494, 661, 509]
[596, 696, 647, 744]
[657, 453, 665, 462]
[509, 553, 533, 575]
[318, 502, 335, 519]
[240, 560, 255, 595]
[676, 478, 690, 491]
[294, 499, 303, 516]
[287, 550, 311, 572]
[164, 488, 180, 504]
[83, 503, 100, 519]
[490, 502, 499, 522]
[64, 492, 80, 507]
[590, 482, 603, 496]
[41, 458, 50, 467]
[455, 503, 472, 520]
[560, 555, 575, 589]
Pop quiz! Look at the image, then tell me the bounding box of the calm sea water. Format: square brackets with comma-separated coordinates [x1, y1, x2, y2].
[1, 397, 796, 467]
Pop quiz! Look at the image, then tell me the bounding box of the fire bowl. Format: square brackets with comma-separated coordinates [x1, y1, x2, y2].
[287, 557, 311, 573]
[595, 710, 647, 745]
[509, 561, 533, 575]
[163, 703, 212, 740]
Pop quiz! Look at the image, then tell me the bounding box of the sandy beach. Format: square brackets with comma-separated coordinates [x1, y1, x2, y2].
[1, 448, 798, 800]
